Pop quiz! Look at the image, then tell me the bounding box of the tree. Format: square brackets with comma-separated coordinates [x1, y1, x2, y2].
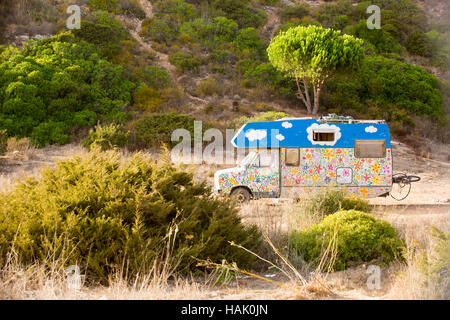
[267, 25, 364, 114]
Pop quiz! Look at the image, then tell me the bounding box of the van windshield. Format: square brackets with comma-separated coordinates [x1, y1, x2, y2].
[238, 151, 257, 167]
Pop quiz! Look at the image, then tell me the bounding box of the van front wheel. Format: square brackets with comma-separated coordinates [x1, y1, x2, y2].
[230, 188, 251, 204]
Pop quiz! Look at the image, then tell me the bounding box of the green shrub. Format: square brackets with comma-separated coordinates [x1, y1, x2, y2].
[300, 190, 372, 217]
[210, 49, 237, 65]
[0, 149, 261, 281]
[128, 112, 202, 149]
[132, 85, 163, 111]
[242, 63, 292, 88]
[83, 123, 130, 151]
[143, 65, 172, 89]
[426, 30, 450, 71]
[140, 18, 179, 44]
[233, 27, 266, 56]
[169, 51, 200, 73]
[154, 0, 197, 24]
[279, 4, 310, 23]
[89, 0, 146, 18]
[88, 0, 119, 12]
[212, 0, 266, 28]
[345, 21, 403, 54]
[406, 30, 433, 57]
[30, 121, 70, 147]
[179, 17, 238, 47]
[289, 210, 405, 270]
[195, 78, 222, 97]
[73, 11, 130, 59]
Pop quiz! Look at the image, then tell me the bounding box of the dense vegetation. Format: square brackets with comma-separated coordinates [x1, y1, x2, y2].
[0, 32, 134, 146]
[0, 149, 261, 281]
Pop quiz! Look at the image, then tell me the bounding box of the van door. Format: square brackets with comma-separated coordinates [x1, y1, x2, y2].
[246, 149, 280, 198]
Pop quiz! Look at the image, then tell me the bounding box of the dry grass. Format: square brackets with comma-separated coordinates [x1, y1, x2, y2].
[1, 199, 448, 300]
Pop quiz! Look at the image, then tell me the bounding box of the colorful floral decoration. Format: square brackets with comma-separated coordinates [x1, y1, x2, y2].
[217, 149, 280, 195]
[218, 148, 392, 198]
[280, 147, 392, 197]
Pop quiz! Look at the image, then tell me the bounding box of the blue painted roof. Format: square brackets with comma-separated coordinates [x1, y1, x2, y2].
[231, 118, 391, 148]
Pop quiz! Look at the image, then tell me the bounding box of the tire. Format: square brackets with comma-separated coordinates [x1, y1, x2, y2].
[230, 187, 251, 204]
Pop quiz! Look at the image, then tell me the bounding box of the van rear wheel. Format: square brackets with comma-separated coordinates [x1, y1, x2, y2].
[230, 188, 251, 204]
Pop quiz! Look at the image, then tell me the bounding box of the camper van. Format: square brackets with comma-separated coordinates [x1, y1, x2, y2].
[214, 115, 393, 202]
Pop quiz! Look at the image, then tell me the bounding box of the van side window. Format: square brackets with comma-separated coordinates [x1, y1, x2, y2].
[260, 152, 274, 167]
[285, 148, 300, 166]
[313, 132, 335, 142]
[252, 152, 274, 167]
[355, 139, 386, 158]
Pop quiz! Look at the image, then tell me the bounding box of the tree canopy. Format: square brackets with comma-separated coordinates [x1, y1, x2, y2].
[267, 25, 364, 114]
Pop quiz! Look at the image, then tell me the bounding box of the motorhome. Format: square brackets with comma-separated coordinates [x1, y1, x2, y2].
[214, 115, 393, 202]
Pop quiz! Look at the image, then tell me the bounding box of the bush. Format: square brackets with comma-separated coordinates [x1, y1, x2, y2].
[406, 30, 433, 57]
[300, 189, 371, 217]
[83, 123, 130, 151]
[279, 4, 310, 23]
[427, 30, 450, 71]
[128, 112, 201, 149]
[0, 149, 261, 281]
[195, 78, 222, 97]
[30, 121, 70, 147]
[140, 18, 179, 44]
[73, 11, 130, 59]
[345, 21, 403, 54]
[143, 65, 172, 89]
[88, 0, 119, 12]
[154, 0, 197, 24]
[179, 17, 238, 47]
[212, 0, 266, 28]
[289, 210, 405, 270]
[132, 85, 163, 112]
[233, 27, 266, 56]
[169, 51, 200, 73]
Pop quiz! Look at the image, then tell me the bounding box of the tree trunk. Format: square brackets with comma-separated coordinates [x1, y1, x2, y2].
[302, 76, 312, 112]
[312, 85, 322, 115]
[295, 76, 312, 114]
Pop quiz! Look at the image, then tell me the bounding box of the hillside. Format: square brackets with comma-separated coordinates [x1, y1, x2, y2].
[0, 0, 449, 151]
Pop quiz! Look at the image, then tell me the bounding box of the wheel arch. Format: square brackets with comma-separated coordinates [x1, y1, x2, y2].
[230, 186, 253, 197]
